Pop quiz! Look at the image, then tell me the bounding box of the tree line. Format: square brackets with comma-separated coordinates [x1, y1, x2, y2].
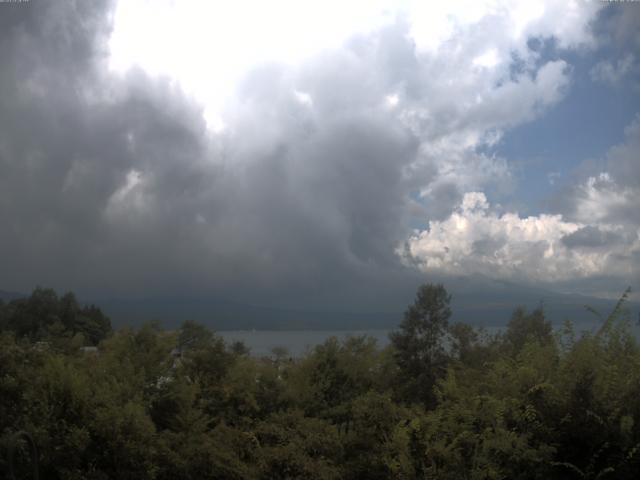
[1, 285, 639, 479]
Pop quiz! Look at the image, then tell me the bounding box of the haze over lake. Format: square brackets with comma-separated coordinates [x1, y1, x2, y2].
[219, 322, 640, 357]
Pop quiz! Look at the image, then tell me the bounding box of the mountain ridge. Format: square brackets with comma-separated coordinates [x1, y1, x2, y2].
[2, 283, 636, 330]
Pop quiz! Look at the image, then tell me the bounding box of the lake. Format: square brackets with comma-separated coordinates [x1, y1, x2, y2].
[219, 322, 640, 357]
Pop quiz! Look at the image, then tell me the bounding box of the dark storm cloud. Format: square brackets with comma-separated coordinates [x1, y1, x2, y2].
[0, 0, 425, 309]
[1, 0, 634, 310]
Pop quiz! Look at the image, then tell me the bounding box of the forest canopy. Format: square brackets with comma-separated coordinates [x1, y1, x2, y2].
[1, 285, 639, 479]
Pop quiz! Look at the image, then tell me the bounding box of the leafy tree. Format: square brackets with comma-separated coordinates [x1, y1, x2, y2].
[75, 303, 112, 345]
[5, 287, 60, 340]
[390, 283, 452, 407]
[504, 306, 553, 354]
[0, 287, 112, 346]
[230, 340, 251, 356]
[157, 422, 257, 480]
[293, 335, 382, 423]
[254, 410, 342, 480]
[341, 391, 414, 479]
[178, 320, 214, 351]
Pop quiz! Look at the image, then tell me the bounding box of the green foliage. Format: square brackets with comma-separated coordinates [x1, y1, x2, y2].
[255, 410, 341, 479]
[0, 287, 112, 347]
[178, 319, 214, 350]
[390, 283, 452, 406]
[505, 306, 553, 354]
[1, 286, 639, 478]
[340, 391, 415, 479]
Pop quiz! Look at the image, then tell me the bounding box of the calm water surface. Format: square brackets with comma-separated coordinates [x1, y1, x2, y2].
[219, 322, 640, 357]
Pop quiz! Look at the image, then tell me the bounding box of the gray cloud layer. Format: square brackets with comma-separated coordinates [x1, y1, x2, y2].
[0, 1, 425, 309]
[0, 0, 636, 309]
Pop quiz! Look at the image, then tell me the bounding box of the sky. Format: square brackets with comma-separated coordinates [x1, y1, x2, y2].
[0, 0, 639, 313]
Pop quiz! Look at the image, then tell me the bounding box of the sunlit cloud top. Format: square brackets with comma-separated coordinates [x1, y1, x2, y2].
[108, 0, 596, 131]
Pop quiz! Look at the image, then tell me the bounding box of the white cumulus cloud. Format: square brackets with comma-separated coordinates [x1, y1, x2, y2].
[401, 192, 639, 284]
